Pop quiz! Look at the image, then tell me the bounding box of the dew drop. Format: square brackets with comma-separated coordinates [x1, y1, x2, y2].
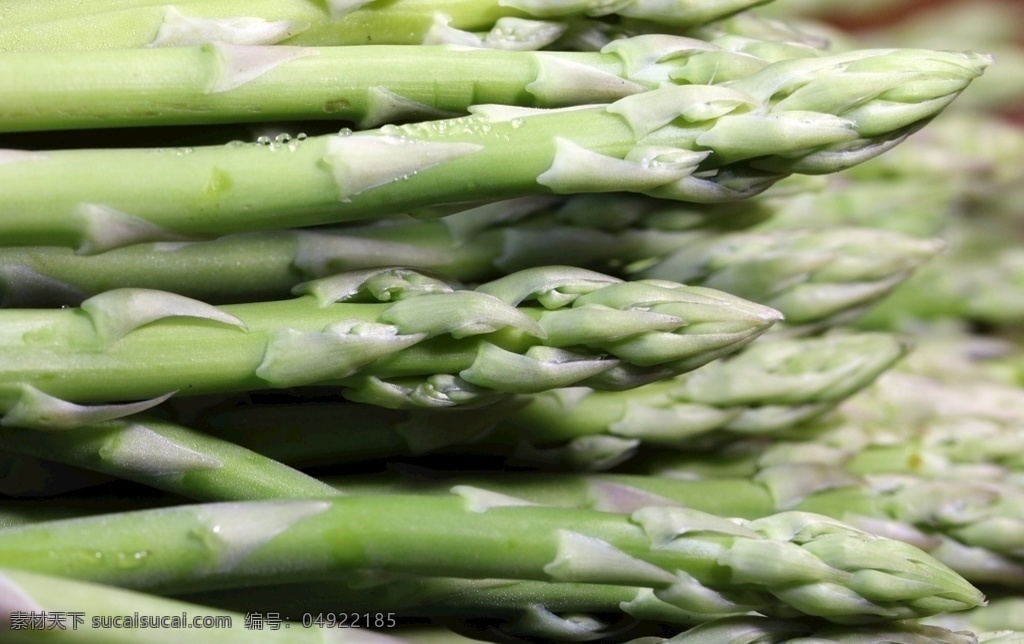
[256, 135, 272, 146]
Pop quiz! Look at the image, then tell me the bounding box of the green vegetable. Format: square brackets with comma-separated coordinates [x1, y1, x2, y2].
[0, 35, 820, 133]
[631, 226, 942, 327]
[0, 48, 988, 252]
[187, 332, 906, 471]
[0, 492, 984, 621]
[185, 576, 993, 641]
[0, 416, 339, 502]
[0, 567, 384, 643]
[0, 266, 781, 426]
[0, 211, 938, 331]
[0, 0, 773, 51]
[0, 193, 773, 307]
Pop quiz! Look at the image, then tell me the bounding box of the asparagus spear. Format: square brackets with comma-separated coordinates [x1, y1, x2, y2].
[0, 202, 937, 331]
[781, 0, 1024, 113]
[0, 194, 770, 308]
[0, 490, 985, 621]
[0, 567, 397, 643]
[630, 226, 942, 327]
[185, 574, 990, 642]
[320, 459, 1024, 587]
[638, 431, 1024, 585]
[0, 35, 824, 133]
[0, 0, 772, 52]
[182, 332, 906, 471]
[0, 48, 989, 252]
[0, 416, 340, 501]
[0, 266, 781, 427]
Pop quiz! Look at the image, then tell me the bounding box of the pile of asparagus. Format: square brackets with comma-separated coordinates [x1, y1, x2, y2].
[1, 0, 1021, 641]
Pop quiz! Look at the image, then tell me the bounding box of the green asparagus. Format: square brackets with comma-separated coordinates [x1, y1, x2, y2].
[180, 332, 906, 471]
[0, 194, 772, 307]
[0, 416, 339, 501]
[0, 0, 773, 52]
[0, 3, 1011, 640]
[323, 461, 1024, 587]
[0, 48, 988, 252]
[0, 266, 781, 426]
[0, 492, 985, 621]
[183, 575, 991, 641]
[0, 206, 937, 331]
[0, 568, 387, 643]
[0, 35, 823, 133]
[630, 226, 942, 327]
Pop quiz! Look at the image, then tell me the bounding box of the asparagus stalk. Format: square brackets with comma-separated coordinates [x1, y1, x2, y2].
[0, 194, 771, 308]
[0, 416, 340, 501]
[0, 567, 397, 643]
[0, 266, 781, 427]
[0, 0, 772, 52]
[0, 35, 825, 133]
[0, 490, 985, 621]
[0, 48, 989, 252]
[183, 574, 990, 642]
[0, 202, 937, 331]
[183, 332, 906, 471]
[324, 460, 1024, 587]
